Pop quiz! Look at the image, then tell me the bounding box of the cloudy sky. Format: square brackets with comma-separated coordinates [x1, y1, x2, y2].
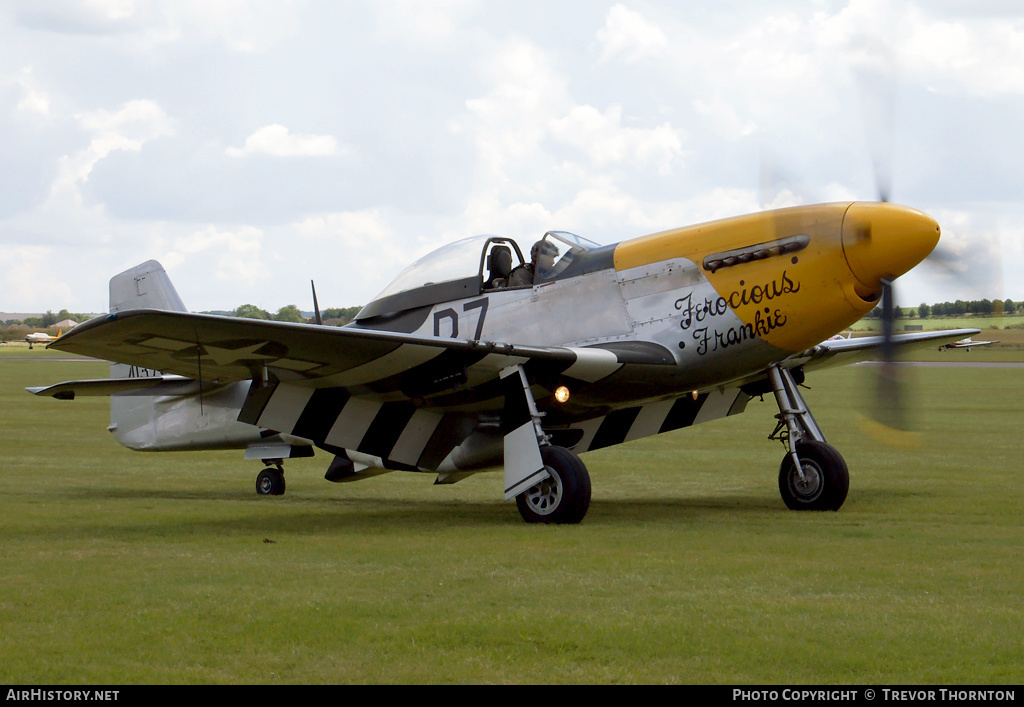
[2, 0, 1022, 316]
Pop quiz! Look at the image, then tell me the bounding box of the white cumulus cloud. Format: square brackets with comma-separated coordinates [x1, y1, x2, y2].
[226, 124, 342, 158]
[162, 225, 270, 286]
[597, 3, 669, 63]
[549, 104, 686, 175]
[42, 99, 176, 230]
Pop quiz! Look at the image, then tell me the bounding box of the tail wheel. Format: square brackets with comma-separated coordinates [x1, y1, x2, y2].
[778, 440, 849, 511]
[516, 446, 591, 524]
[256, 467, 286, 496]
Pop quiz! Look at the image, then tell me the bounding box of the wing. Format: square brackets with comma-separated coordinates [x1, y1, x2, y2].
[796, 328, 983, 370]
[48, 309, 671, 386]
[46, 309, 675, 472]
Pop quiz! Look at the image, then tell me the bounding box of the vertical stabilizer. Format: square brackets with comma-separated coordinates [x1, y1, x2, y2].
[108, 261, 189, 433]
[109, 260, 187, 314]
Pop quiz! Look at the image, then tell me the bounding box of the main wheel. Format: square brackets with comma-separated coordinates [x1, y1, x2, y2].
[516, 446, 591, 524]
[256, 467, 286, 496]
[778, 440, 849, 511]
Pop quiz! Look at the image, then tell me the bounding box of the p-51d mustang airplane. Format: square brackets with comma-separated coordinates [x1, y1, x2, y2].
[30, 202, 980, 523]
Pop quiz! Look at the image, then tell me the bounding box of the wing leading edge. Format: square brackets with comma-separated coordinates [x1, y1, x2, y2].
[48, 309, 674, 388]
[797, 328, 984, 370]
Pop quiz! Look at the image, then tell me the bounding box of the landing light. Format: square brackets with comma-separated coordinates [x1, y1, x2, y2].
[554, 386, 571, 404]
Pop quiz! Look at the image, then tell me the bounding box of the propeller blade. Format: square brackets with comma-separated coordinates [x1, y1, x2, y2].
[758, 152, 815, 209]
[848, 35, 899, 204]
[880, 278, 895, 361]
[862, 278, 919, 448]
[923, 240, 1004, 300]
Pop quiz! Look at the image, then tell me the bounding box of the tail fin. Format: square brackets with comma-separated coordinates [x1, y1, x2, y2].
[108, 260, 187, 389]
[109, 260, 187, 314]
[106, 261, 201, 446]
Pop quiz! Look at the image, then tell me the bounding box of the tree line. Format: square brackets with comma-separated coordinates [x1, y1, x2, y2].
[2, 309, 86, 328]
[865, 299, 1020, 320]
[228, 304, 363, 325]
[3, 305, 365, 328]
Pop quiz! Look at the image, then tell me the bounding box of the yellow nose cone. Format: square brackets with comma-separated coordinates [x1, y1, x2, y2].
[841, 202, 940, 296]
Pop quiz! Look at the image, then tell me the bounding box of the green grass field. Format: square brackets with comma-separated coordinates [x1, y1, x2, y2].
[2, 349, 1022, 684]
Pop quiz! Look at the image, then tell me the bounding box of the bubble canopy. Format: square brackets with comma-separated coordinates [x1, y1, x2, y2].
[355, 231, 603, 321]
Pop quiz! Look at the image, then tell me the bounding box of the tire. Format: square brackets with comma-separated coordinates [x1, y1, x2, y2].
[778, 440, 849, 511]
[516, 446, 592, 524]
[256, 467, 286, 496]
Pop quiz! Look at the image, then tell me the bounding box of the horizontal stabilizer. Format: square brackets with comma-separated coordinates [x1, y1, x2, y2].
[27, 375, 200, 400]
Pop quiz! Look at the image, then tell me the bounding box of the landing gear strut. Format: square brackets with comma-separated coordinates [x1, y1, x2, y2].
[256, 462, 286, 496]
[501, 364, 591, 524]
[767, 365, 849, 511]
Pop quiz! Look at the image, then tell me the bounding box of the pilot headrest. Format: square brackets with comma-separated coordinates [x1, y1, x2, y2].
[488, 245, 512, 274]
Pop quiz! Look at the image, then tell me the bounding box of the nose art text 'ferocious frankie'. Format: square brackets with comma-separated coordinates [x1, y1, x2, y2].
[613, 202, 940, 354]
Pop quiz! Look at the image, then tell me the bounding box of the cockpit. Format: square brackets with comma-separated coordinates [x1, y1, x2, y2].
[355, 231, 604, 321]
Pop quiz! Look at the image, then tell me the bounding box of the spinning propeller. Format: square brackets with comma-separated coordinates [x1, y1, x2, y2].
[848, 38, 993, 444]
[847, 198, 929, 447]
[759, 43, 994, 445]
[852, 56, 998, 445]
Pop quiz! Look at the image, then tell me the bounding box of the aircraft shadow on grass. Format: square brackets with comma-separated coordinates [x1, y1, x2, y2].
[31, 489, 810, 540]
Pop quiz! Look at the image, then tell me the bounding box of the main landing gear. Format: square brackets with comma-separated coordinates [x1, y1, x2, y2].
[501, 364, 592, 524]
[516, 445, 592, 524]
[767, 364, 849, 511]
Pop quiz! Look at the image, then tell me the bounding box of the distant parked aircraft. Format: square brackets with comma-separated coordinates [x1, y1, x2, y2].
[939, 336, 999, 350]
[26, 330, 61, 349]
